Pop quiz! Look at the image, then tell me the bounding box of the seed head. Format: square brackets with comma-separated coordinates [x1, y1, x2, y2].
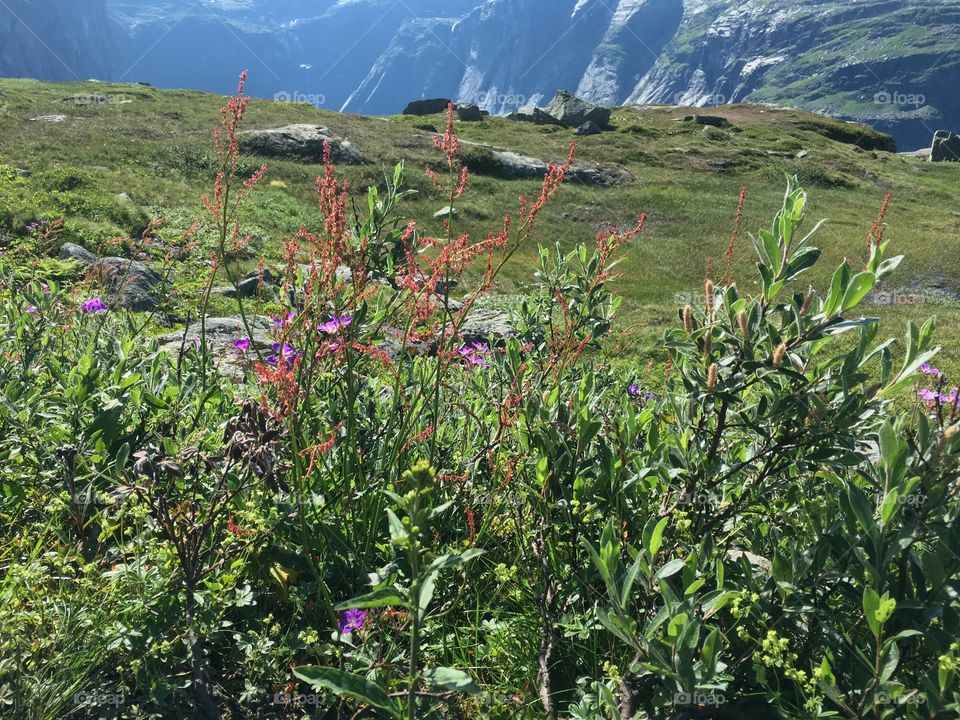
[683, 305, 694, 335]
[773, 342, 787, 368]
[707, 363, 718, 390]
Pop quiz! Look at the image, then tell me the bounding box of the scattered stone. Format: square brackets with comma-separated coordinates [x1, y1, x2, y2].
[156, 316, 274, 382]
[545, 90, 611, 129]
[88, 257, 162, 311]
[508, 106, 563, 126]
[217, 268, 280, 299]
[58, 243, 97, 266]
[765, 150, 794, 158]
[683, 114, 732, 128]
[135, 82, 152, 87]
[930, 130, 960, 162]
[459, 308, 514, 347]
[575, 120, 602, 136]
[900, 147, 932, 159]
[403, 98, 452, 116]
[55, 94, 107, 105]
[238, 125, 366, 164]
[413, 123, 439, 133]
[466, 148, 612, 186]
[455, 104, 483, 122]
[433, 206, 459, 220]
[795, 149, 810, 159]
[31, 114, 69, 123]
[116, 192, 131, 203]
[15, 168, 31, 178]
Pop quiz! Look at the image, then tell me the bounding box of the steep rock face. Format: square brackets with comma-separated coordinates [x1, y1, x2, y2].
[0, 0, 119, 81]
[623, 1, 960, 150]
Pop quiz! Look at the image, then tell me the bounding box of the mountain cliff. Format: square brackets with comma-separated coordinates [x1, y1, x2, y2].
[0, 0, 119, 81]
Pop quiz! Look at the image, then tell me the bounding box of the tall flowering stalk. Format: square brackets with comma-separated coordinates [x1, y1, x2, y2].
[198, 70, 268, 378]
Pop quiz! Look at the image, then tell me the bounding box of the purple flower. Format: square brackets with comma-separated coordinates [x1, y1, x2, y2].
[266, 342, 302, 368]
[921, 363, 944, 378]
[459, 343, 489, 368]
[80, 298, 108, 314]
[628, 383, 641, 397]
[627, 382, 656, 404]
[339, 609, 366, 635]
[272, 311, 296, 327]
[25, 305, 37, 314]
[318, 314, 353, 335]
[233, 337, 251, 352]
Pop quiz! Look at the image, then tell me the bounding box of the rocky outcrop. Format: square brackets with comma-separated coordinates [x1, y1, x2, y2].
[930, 130, 960, 162]
[545, 91, 611, 128]
[404, 98, 452, 115]
[156, 316, 274, 382]
[461, 145, 617, 185]
[238, 125, 366, 164]
[59, 243, 97, 266]
[88, 257, 162, 311]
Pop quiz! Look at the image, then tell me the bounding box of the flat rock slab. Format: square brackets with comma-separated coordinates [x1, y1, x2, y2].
[403, 98, 451, 116]
[465, 147, 618, 186]
[239, 125, 366, 164]
[157, 316, 274, 382]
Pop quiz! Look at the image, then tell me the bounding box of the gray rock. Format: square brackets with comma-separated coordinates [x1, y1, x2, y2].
[15, 168, 31, 178]
[238, 125, 366, 164]
[413, 123, 438, 133]
[88, 257, 162, 311]
[58, 243, 97, 266]
[459, 308, 514, 347]
[433, 206, 459, 220]
[403, 98, 451, 116]
[218, 268, 280, 299]
[31, 114, 69, 123]
[930, 130, 960, 162]
[545, 90, 611, 129]
[455, 104, 483, 122]
[795, 149, 810, 159]
[508, 107, 563, 126]
[156, 316, 274, 382]
[683, 114, 732, 128]
[575, 120, 602, 136]
[466, 148, 612, 186]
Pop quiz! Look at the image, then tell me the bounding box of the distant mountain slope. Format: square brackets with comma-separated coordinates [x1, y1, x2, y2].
[1, 0, 958, 149]
[0, 0, 119, 81]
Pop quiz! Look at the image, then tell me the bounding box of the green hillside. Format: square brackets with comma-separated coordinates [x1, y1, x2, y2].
[1, 78, 959, 375]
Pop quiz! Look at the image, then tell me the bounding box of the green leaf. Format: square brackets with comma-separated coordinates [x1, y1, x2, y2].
[387, 509, 408, 545]
[863, 587, 881, 638]
[335, 587, 409, 611]
[423, 666, 480, 694]
[841, 271, 876, 311]
[647, 517, 668, 561]
[656, 559, 685, 580]
[293, 667, 401, 718]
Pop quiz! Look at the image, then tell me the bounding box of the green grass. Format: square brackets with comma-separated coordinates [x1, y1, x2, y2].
[1, 77, 959, 379]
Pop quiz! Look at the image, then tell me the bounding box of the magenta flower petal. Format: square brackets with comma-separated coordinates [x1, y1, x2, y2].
[80, 298, 108, 314]
[233, 337, 251, 352]
[339, 608, 366, 635]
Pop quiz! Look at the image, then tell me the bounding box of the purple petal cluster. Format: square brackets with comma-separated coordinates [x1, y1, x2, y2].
[460, 343, 490, 368]
[266, 342, 302, 368]
[233, 337, 251, 352]
[339, 608, 366, 635]
[318, 314, 353, 335]
[80, 298, 108, 314]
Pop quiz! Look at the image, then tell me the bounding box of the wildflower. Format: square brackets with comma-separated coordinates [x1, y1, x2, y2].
[921, 363, 944, 378]
[339, 608, 366, 635]
[317, 314, 353, 335]
[80, 298, 108, 314]
[628, 382, 641, 397]
[460, 342, 490, 368]
[272, 311, 296, 327]
[25, 306, 37, 314]
[266, 342, 302, 368]
[233, 337, 251, 352]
